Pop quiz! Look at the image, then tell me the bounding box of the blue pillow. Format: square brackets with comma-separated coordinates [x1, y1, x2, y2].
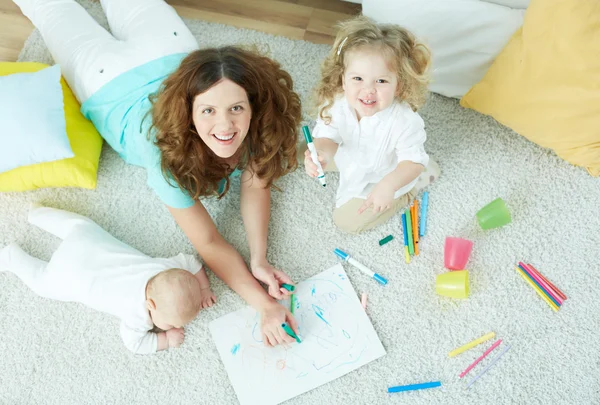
[0, 64, 74, 174]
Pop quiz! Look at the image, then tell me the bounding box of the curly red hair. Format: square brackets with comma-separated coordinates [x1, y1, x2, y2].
[149, 47, 301, 199]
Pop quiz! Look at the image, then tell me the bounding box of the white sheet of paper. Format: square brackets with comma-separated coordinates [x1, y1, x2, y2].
[209, 264, 386, 405]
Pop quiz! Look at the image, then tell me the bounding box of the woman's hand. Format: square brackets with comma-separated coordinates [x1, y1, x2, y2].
[358, 178, 396, 214]
[251, 259, 294, 300]
[259, 302, 299, 347]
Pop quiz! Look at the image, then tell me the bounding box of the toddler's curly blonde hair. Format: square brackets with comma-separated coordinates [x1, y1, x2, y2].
[315, 16, 431, 122]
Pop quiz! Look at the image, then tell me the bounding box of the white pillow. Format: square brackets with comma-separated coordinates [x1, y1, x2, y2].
[0, 64, 74, 173]
[362, 0, 525, 98]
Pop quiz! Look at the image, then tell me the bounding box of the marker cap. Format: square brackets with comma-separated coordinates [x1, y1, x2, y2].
[373, 273, 388, 285]
[302, 126, 313, 143]
[334, 248, 349, 261]
[281, 283, 295, 292]
[281, 322, 301, 343]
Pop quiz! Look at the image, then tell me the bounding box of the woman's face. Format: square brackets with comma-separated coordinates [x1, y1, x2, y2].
[192, 79, 252, 159]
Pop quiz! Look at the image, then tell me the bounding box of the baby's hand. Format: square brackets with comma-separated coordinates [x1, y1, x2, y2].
[304, 149, 327, 178]
[200, 287, 217, 309]
[359, 179, 396, 214]
[166, 328, 185, 348]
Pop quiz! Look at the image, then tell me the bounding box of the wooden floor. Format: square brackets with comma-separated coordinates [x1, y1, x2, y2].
[0, 0, 361, 62]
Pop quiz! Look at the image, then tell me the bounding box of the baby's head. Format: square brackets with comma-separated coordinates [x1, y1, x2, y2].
[316, 16, 431, 121]
[145, 269, 202, 330]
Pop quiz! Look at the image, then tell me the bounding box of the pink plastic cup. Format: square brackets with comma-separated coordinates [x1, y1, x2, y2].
[444, 237, 474, 270]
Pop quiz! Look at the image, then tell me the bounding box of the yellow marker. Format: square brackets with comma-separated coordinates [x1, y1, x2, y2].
[404, 246, 411, 264]
[515, 266, 559, 312]
[448, 332, 495, 358]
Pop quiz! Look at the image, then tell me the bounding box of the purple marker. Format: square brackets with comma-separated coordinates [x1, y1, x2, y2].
[334, 248, 388, 285]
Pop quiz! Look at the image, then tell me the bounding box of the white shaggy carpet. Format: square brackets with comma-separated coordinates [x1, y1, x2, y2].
[2, 1, 600, 404]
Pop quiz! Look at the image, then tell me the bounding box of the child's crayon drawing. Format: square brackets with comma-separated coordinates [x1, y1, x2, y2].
[209, 264, 386, 405]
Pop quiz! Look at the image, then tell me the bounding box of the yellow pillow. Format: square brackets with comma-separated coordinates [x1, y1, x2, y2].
[460, 0, 600, 176]
[0, 62, 103, 191]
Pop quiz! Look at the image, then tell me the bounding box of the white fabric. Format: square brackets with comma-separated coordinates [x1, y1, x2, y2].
[362, 0, 525, 98]
[0, 206, 202, 354]
[313, 97, 429, 207]
[12, 0, 198, 103]
[482, 0, 530, 9]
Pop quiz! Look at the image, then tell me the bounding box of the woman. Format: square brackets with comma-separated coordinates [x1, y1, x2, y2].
[14, 0, 301, 346]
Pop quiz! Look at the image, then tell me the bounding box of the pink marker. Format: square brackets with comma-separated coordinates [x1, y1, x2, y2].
[361, 293, 367, 309]
[459, 339, 502, 378]
[526, 263, 566, 300]
[519, 262, 563, 305]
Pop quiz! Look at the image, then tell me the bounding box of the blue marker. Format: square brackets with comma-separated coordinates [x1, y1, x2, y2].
[401, 212, 409, 247]
[302, 126, 326, 187]
[388, 381, 441, 393]
[419, 191, 429, 237]
[333, 248, 388, 285]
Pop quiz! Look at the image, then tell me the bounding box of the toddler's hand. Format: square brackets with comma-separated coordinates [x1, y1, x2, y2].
[304, 149, 327, 178]
[358, 179, 395, 214]
[199, 287, 217, 309]
[166, 328, 185, 348]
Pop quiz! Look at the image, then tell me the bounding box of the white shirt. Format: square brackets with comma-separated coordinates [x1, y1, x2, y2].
[46, 221, 202, 354]
[313, 97, 429, 207]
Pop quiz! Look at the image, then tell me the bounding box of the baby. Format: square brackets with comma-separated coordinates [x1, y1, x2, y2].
[0, 204, 216, 354]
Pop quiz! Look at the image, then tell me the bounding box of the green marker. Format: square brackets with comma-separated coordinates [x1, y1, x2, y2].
[281, 323, 301, 343]
[406, 209, 414, 255]
[379, 234, 394, 246]
[281, 283, 295, 292]
[290, 294, 296, 315]
[303, 126, 326, 187]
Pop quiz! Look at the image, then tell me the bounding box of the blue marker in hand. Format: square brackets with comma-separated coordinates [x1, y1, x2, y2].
[303, 126, 326, 187]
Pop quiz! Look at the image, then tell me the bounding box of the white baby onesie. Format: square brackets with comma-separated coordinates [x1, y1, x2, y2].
[0, 206, 202, 354]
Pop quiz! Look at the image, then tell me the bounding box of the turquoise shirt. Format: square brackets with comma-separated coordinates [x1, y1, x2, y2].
[81, 53, 240, 209]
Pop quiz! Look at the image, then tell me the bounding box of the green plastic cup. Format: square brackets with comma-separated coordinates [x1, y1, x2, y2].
[436, 270, 469, 299]
[476, 198, 511, 230]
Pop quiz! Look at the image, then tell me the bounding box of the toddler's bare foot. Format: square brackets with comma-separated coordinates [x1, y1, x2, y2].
[414, 158, 440, 192]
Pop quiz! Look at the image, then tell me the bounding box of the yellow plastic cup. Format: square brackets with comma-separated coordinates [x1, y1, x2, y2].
[436, 270, 469, 299]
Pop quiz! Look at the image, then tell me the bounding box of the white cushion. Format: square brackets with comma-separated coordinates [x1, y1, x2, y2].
[0, 65, 73, 173]
[362, 0, 525, 98]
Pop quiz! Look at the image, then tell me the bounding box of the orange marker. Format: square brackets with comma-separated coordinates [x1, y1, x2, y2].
[411, 203, 419, 255]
